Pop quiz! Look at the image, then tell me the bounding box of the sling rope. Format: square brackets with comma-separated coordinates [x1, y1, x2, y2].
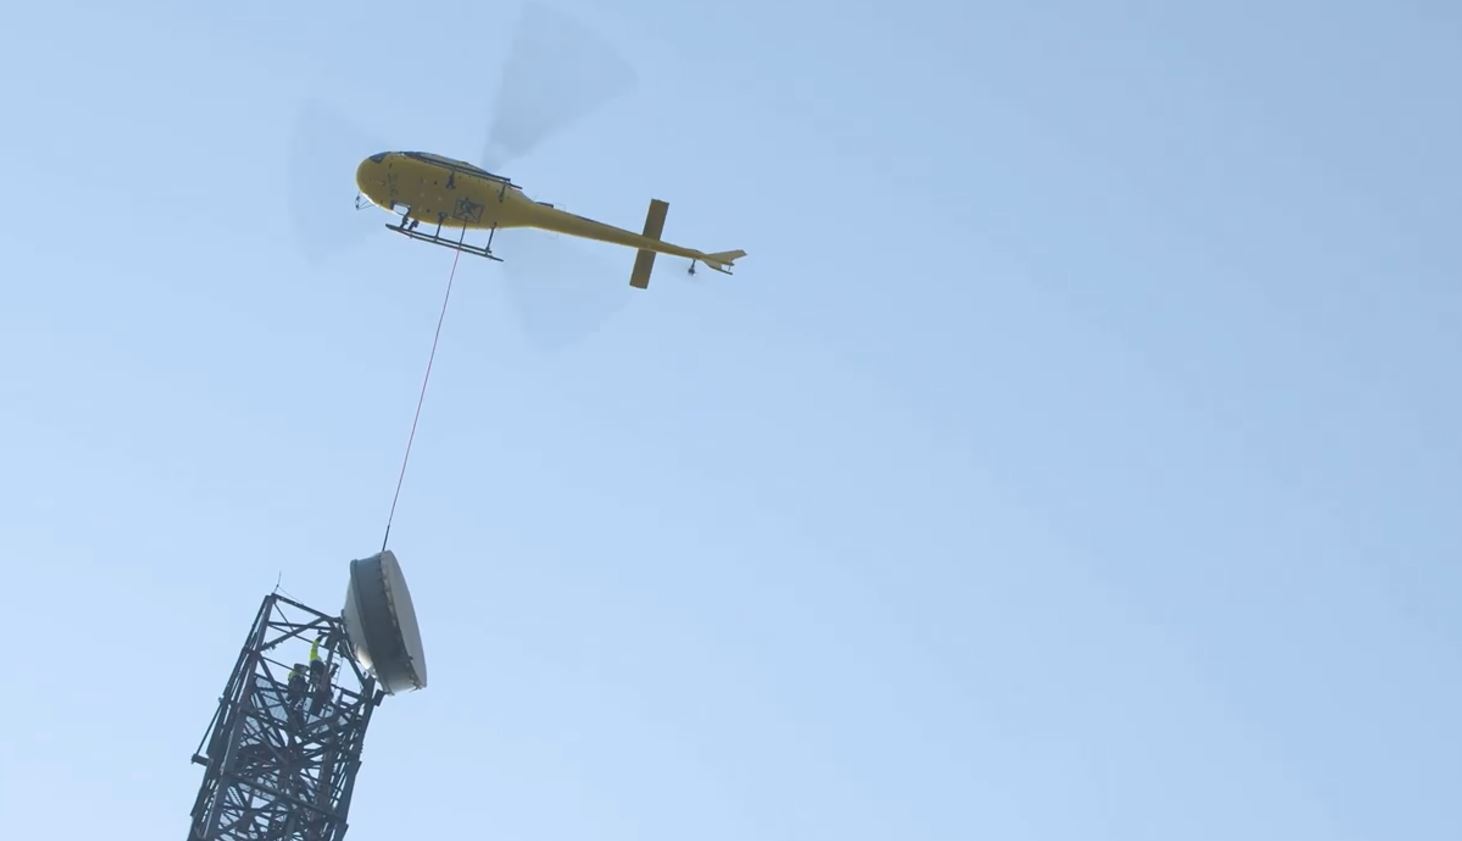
[382, 242, 463, 553]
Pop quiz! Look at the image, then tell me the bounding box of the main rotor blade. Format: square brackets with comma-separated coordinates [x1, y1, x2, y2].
[287, 98, 388, 263]
[482, 1, 640, 351]
[482, 1, 638, 170]
[495, 228, 634, 351]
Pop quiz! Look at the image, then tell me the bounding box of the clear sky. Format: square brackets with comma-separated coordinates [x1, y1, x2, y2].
[2, 1, 1459, 838]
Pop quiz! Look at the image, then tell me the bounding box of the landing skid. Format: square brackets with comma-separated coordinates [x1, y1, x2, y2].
[387, 214, 503, 262]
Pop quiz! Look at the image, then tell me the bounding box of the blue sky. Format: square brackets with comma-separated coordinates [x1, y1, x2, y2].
[2, 1, 1459, 838]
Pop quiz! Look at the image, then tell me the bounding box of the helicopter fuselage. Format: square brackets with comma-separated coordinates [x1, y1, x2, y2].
[354, 151, 745, 286]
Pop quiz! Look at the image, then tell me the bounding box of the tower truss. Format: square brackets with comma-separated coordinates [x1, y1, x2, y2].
[187, 592, 383, 841]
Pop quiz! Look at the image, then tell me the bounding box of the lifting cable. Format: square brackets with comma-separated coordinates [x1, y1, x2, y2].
[381, 244, 463, 553]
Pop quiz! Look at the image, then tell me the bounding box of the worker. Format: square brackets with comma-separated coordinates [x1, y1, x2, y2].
[308, 636, 332, 716]
[286, 663, 306, 706]
[285, 663, 307, 727]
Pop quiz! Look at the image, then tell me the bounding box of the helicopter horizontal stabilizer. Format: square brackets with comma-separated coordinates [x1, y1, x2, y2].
[629, 198, 670, 289]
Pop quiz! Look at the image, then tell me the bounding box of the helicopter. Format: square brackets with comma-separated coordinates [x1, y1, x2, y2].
[354, 150, 745, 289]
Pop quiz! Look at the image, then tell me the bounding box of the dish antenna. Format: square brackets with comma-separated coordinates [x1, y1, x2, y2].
[342, 549, 427, 694]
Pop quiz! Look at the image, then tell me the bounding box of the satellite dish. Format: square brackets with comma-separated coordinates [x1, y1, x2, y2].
[342, 550, 427, 694]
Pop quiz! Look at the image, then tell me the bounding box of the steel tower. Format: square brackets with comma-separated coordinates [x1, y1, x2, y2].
[186, 551, 427, 841]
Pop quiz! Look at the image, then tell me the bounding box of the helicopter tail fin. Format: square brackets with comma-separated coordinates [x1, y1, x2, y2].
[629, 198, 670, 289]
[700, 249, 746, 274]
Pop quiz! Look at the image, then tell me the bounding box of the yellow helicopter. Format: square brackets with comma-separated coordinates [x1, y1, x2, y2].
[354, 151, 745, 289]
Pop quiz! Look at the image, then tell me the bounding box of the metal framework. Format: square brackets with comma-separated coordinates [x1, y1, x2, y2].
[389, 212, 505, 262]
[187, 593, 383, 841]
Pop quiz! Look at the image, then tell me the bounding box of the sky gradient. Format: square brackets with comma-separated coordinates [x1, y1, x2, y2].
[2, 1, 1459, 839]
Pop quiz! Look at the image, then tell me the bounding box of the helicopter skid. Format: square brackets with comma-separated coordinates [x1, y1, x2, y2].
[388, 220, 503, 262]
